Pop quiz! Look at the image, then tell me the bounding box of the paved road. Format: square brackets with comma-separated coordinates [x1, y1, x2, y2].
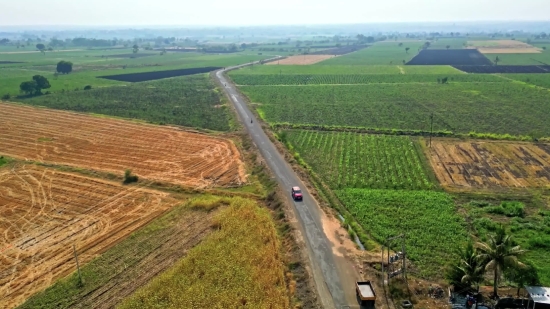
[215, 63, 349, 309]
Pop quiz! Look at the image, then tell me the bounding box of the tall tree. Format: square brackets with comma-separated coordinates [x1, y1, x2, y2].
[446, 45, 451, 50]
[405, 47, 410, 54]
[20, 81, 37, 95]
[132, 44, 139, 54]
[36, 43, 45, 51]
[504, 261, 539, 297]
[476, 227, 526, 297]
[458, 242, 485, 292]
[494, 56, 500, 65]
[56, 61, 73, 74]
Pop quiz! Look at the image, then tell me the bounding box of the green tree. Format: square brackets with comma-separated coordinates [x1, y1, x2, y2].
[32, 75, 51, 94]
[20, 80, 37, 95]
[405, 47, 410, 53]
[476, 227, 526, 297]
[36, 43, 45, 51]
[446, 45, 451, 50]
[56, 61, 73, 74]
[494, 56, 500, 65]
[132, 44, 139, 53]
[504, 261, 539, 297]
[446, 242, 485, 292]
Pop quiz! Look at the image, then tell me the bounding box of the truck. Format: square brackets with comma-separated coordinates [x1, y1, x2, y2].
[356, 281, 376, 308]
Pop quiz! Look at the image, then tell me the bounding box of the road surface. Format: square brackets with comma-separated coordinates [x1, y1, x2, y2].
[215, 62, 355, 309]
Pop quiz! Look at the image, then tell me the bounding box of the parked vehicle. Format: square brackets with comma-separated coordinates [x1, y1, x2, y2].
[291, 186, 303, 201]
[356, 281, 376, 308]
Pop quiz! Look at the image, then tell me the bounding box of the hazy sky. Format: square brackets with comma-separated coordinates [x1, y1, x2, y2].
[0, 0, 548, 26]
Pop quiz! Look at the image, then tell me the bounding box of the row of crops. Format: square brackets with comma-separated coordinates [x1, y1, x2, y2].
[242, 82, 550, 136]
[336, 189, 468, 279]
[230, 74, 506, 85]
[286, 130, 433, 190]
[26, 75, 231, 131]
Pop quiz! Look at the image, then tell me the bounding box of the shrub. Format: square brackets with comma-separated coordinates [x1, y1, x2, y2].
[1, 94, 10, 100]
[84, 85, 92, 90]
[528, 236, 550, 249]
[486, 201, 525, 217]
[123, 169, 138, 184]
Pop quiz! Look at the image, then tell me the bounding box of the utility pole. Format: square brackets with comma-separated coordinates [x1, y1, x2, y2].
[429, 112, 434, 148]
[73, 244, 83, 287]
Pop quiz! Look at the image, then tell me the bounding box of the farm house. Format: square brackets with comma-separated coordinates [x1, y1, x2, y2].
[525, 286, 550, 309]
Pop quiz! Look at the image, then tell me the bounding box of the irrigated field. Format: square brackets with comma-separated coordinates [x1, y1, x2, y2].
[0, 164, 176, 309]
[286, 131, 433, 190]
[426, 139, 550, 190]
[241, 82, 550, 136]
[0, 103, 245, 188]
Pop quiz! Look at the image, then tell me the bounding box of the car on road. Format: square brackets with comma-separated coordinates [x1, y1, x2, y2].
[291, 186, 303, 201]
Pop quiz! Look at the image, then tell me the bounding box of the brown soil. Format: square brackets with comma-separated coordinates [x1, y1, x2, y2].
[266, 55, 337, 65]
[0, 102, 246, 188]
[425, 139, 550, 190]
[0, 164, 178, 309]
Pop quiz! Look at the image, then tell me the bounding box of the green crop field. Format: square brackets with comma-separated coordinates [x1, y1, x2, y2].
[336, 189, 468, 278]
[0, 49, 269, 96]
[483, 52, 550, 65]
[231, 73, 504, 85]
[24, 74, 231, 131]
[316, 42, 426, 65]
[242, 82, 550, 136]
[233, 64, 405, 74]
[285, 130, 433, 190]
[503, 73, 550, 89]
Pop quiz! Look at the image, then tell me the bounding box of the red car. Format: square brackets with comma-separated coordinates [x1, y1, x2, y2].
[291, 186, 303, 201]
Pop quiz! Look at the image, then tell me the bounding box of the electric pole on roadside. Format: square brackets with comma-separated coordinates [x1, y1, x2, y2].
[381, 234, 407, 285]
[73, 244, 83, 287]
[429, 112, 434, 148]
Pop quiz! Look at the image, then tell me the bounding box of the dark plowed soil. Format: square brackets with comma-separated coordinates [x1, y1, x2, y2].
[407, 49, 492, 65]
[98, 66, 222, 82]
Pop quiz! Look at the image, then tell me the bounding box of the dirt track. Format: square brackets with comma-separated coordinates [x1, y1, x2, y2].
[0, 103, 246, 188]
[426, 139, 550, 189]
[0, 164, 177, 309]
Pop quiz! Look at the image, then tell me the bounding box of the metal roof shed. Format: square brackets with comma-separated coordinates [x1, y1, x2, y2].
[525, 286, 550, 309]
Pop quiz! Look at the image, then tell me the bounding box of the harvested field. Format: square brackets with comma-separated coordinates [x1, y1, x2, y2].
[267, 55, 337, 65]
[407, 49, 492, 65]
[0, 103, 246, 188]
[0, 164, 177, 309]
[425, 139, 550, 190]
[98, 66, 221, 82]
[467, 40, 542, 54]
[453, 65, 550, 74]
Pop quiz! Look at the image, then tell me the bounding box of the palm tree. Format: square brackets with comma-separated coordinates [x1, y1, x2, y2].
[476, 227, 526, 298]
[458, 242, 485, 292]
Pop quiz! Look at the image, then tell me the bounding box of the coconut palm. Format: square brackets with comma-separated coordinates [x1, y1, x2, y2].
[476, 227, 526, 297]
[458, 242, 485, 292]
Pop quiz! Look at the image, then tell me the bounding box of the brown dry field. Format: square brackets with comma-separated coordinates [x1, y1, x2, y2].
[0, 103, 246, 188]
[267, 55, 337, 65]
[425, 139, 550, 190]
[0, 164, 178, 308]
[467, 40, 542, 54]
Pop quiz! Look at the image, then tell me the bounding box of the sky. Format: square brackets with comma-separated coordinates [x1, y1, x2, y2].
[0, 0, 548, 26]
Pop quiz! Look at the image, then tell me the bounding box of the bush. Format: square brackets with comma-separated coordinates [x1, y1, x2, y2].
[123, 169, 138, 184]
[1, 94, 10, 100]
[486, 201, 525, 217]
[528, 236, 550, 249]
[84, 85, 92, 90]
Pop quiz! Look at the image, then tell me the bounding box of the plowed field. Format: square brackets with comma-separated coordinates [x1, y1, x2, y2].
[267, 55, 337, 65]
[426, 139, 550, 189]
[0, 103, 246, 188]
[0, 164, 177, 308]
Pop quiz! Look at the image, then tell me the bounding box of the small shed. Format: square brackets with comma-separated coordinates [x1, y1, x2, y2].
[525, 286, 550, 309]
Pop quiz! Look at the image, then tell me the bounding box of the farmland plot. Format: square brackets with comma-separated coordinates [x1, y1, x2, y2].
[426, 139, 550, 190]
[0, 103, 246, 188]
[0, 164, 177, 309]
[286, 131, 433, 190]
[336, 189, 468, 278]
[241, 82, 550, 136]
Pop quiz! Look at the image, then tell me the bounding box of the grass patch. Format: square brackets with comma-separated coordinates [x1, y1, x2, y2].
[118, 196, 290, 309]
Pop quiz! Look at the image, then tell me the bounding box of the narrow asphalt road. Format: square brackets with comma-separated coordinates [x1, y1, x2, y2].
[215, 62, 349, 309]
